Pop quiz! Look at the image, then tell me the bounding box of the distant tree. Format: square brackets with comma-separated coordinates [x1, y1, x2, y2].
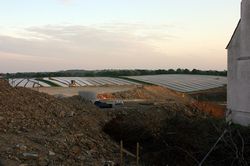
[183, 69, 190, 74]
[4, 68, 227, 78]
[176, 68, 182, 74]
[192, 69, 199, 74]
[168, 69, 175, 74]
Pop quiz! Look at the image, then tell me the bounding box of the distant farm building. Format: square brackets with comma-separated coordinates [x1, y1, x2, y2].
[227, 0, 250, 126]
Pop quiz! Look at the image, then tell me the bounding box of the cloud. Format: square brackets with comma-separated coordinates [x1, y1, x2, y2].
[95, 23, 178, 41]
[0, 24, 178, 72]
[0, 23, 226, 72]
[0, 51, 67, 73]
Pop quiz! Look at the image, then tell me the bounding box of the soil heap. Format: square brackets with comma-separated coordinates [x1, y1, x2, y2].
[101, 86, 250, 166]
[99, 85, 225, 118]
[0, 80, 119, 165]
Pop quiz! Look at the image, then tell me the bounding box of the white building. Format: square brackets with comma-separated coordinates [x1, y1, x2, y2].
[227, 0, 250, 126]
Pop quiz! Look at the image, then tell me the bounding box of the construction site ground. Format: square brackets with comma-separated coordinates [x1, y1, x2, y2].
[0, 80, 120, 165]
[35, 85, 136, 97]
[1, 79, 250, 166]
[99, 86, 250, 165]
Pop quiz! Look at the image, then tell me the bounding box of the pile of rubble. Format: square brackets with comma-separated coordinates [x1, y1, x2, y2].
[98, 86, 191, 103]
[100, 85, 225, 118]
[0, 80, 119, 165]
[103, 91, 250, 165]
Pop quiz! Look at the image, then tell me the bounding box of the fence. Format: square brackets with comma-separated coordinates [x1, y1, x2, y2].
[120, 140, 140, 166]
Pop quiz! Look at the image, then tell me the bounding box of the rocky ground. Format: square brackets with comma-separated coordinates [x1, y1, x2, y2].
[0, 80, 119, 166]
[101, 89, 250, 165]
[99, 85, 225, 118]
[1, 79, 240, 166]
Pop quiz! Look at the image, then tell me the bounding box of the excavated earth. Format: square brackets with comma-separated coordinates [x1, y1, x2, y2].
[0, 79, 227, 166]
[0, 80, 119, 166]
[98, 86, 225, 118]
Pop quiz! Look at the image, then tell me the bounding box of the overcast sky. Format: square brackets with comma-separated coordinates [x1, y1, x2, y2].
[0, 0, 241, 72]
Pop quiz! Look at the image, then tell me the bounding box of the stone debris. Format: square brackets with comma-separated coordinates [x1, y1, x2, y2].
[22, 153, 38, 159]
[48, 151, 55, 156]
[0, 80, 119, 165]
[16, 144, 27, 151]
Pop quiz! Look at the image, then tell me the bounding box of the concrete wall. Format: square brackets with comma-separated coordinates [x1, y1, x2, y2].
[233, 59, 250, 126]
[78, 91, 97, 102]
[241, 0, 250, 58]
[227, 0, 250, 126]
[227, 23, 240, 113]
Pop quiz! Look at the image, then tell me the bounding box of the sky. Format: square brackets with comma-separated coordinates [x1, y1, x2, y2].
[0, 0, 241, 73]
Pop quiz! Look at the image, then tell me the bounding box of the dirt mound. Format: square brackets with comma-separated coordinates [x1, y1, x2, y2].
[98, 85, 225, 118]
[0, 80, 119, 165]
[191, 101, 225, 118]
[98, 85, 190, 103]
[189, 87, 227, 102]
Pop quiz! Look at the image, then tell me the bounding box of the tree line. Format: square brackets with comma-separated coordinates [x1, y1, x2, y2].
[4, 69, 227, 78]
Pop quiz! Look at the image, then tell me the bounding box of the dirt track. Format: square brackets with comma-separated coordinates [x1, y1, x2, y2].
[35, 85, 137, 97]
